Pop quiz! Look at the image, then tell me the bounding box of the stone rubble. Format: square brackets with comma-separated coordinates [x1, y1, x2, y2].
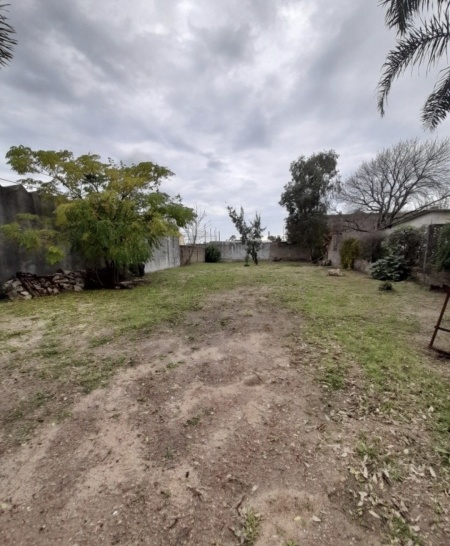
[1, 269, 86, 301]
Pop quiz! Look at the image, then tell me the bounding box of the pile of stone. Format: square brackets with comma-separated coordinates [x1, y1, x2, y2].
[2, 270, 86, 301]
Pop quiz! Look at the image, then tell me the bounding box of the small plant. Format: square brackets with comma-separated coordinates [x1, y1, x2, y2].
[243, 508, 261, 545]
[205, 244, 221, 263]
[340, 237, 360, 269]
[371, 254, 409, 281]
[186, 416, 201, 426]
[379, 280, 393, 291]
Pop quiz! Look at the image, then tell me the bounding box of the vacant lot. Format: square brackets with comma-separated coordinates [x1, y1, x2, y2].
[1, 263, 449, 545]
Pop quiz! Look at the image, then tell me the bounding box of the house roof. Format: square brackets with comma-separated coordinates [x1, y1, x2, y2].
[387, 208, 450, 228]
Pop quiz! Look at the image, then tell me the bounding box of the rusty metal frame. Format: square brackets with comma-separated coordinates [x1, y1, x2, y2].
[429, 284, 450, 353]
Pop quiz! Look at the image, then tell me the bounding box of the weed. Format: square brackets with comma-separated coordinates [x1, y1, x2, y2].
[164, 447, 174, 460]
[390, 516, 423, 545]
[186, 416, 201, 426]
[320, 363, 345, 390]
[243, 508, 261, 545]
[166, 360, 184, 370]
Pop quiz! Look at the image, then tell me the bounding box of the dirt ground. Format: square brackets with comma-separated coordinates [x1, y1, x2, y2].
[1, 287, 449, 545]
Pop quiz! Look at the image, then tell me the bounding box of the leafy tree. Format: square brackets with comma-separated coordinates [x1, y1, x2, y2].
[2, 145, 194, 286]
[378, 0, 450, 128]
[339, 138, 450, 229]
[279, 150, 339, 260]
[227, 206, 264, 265]
[0, 3, 15, 68]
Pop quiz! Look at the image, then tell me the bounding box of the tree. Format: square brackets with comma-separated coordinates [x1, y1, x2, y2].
[0, 4, 16, 68]
[279, 150, 339, 260]
[2, 145, 194, 286]
[183, 205, 208, 264]
[227, 206, 265, 265]
[378, 0, 450, 128]
[339, 138, 450, 229]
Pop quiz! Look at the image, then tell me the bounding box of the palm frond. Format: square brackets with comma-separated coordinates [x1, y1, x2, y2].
[380, 1, 448, 33]
[422, 67, 450, 128]
[377, 11, 450, 115]
[0, 3, 16, 68]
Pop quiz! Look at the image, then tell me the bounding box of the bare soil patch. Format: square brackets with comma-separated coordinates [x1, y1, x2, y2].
[0, 286, 448, 545]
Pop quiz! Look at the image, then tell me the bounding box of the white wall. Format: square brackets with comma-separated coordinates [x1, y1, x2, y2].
[213, 241, 271, 261]
[145, 237, 180, 273]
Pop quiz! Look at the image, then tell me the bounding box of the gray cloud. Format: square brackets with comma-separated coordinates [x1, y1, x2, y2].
[1, 0, 450, 239]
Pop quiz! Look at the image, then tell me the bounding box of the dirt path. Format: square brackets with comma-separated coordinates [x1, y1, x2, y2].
[0, 288, 445, 545]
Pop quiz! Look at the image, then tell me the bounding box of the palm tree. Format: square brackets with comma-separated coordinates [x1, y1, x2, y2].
[0, 3, 16, 68]
[378, 0, 450, 129]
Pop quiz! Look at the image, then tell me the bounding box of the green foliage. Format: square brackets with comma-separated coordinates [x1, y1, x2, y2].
[340, 237, 360, 270]
[370, 226, 425, 281]
[359, 233, 386, 263]
[205, 244, 221, 263]
[434, 224, 450, 271]
[0, 213, 64, 264]
[227, 206, 264, 265]
[0, 4, 16, 68]
[3, 146, 194, 280]
[384, 226, 425, 268]
[379, 1, 450, 128]
[371, 254, 409, 281]
[280, 150, 339, 260]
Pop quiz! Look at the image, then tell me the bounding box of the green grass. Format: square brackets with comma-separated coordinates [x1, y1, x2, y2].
[1, 262, 449, 454]
[242, 508, 261, 545]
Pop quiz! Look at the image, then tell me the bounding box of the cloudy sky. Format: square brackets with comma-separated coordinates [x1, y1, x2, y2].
[1, 0, 450, 239]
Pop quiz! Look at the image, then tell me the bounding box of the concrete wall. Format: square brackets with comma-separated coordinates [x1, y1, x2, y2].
[0, 185, 77, 283]
[145, 237, 180, 273]
[0, 184, 181, 281]
[269, 241, 310, 261]
[180, 244, 205, 265]
[213, 241, 271, 261]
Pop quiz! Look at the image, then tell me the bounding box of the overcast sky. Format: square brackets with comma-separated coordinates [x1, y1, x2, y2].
[2, 0, 450, 239]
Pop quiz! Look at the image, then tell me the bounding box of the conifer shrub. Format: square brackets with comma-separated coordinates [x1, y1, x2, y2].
[205, 244, 221, 263]
[340, 238, 360, 269]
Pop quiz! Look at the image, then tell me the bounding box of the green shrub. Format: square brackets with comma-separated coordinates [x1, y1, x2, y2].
[340, 238, 360, 269]
[359, 233, 385, 262]
[434, 224, 450, 271]
[384, 226, 425, 268]
[371, 255, 409, 281]
[205, 244, 221, 263]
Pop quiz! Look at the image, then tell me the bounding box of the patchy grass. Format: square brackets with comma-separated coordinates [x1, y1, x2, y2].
[242, 508, 262, 545]
[1, 263, 449, 459]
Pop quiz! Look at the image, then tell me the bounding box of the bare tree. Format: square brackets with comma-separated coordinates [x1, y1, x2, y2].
[183, 205, 208, 264]
[339, 138, 450, 229]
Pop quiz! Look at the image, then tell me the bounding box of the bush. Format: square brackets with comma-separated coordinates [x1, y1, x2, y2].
[340, 238, 360, 269]
[384, 226, 425, 268]
[434, 224, 450, 271]
[359, 233, 385, 263]
[371, 255, 409, 281]
[205, 244, 221, 263]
